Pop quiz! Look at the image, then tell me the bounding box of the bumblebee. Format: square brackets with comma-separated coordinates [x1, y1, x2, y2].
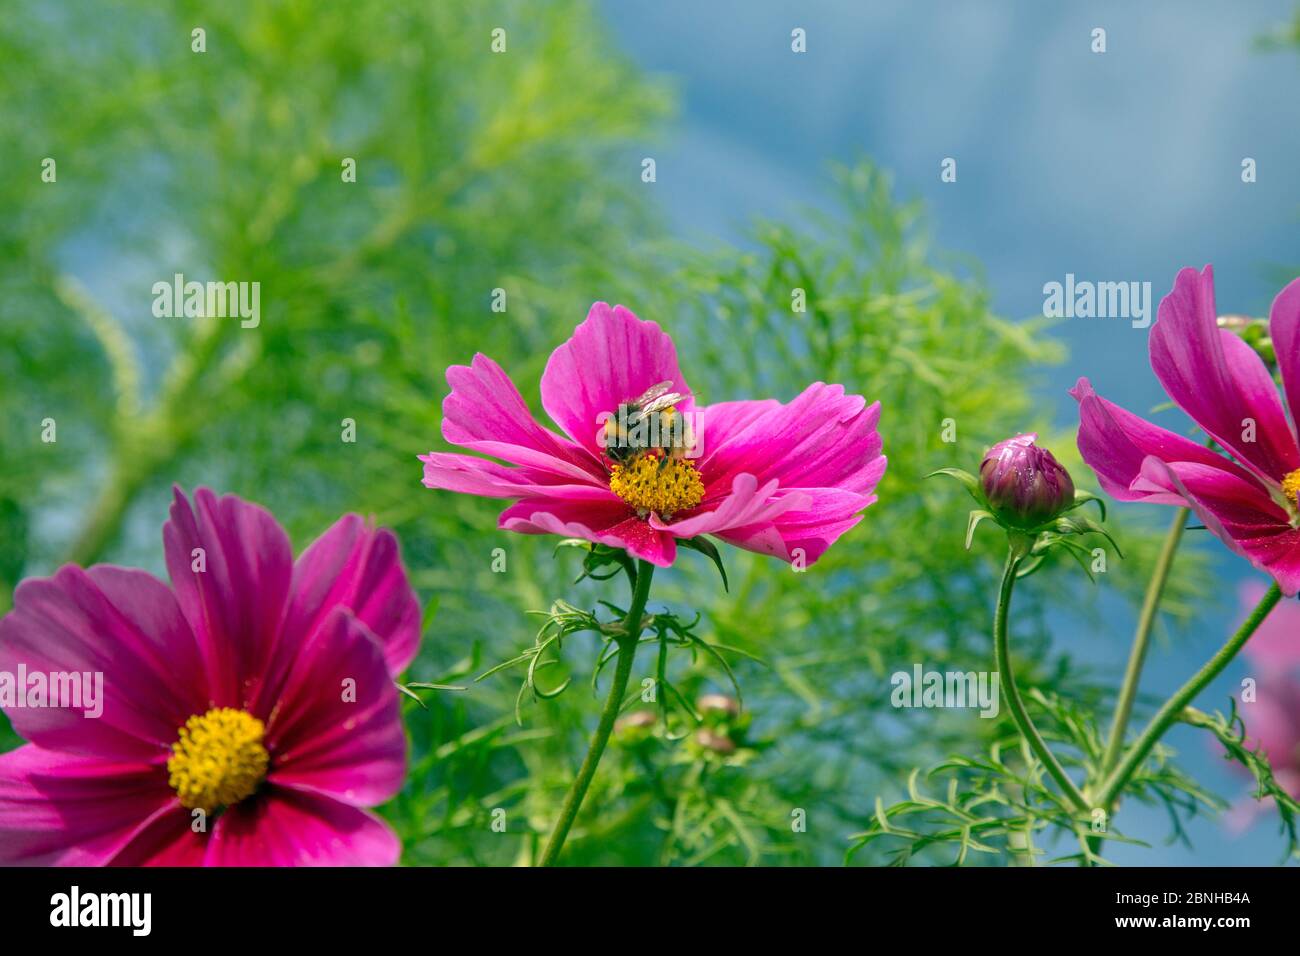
[601, 381, 692, 465]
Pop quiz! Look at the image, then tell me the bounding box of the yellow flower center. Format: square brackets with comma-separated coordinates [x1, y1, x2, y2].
[167, 707, 269, 813]
[1284, 469, 1300, 508]
[609, 453, 705, 519]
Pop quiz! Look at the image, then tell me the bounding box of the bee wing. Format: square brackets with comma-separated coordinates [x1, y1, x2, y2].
[643, 395, 686, 416]
[631, 381, 674, 407]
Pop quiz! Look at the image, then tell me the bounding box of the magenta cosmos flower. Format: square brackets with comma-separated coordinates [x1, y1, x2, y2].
[1072, 266, 1300, 594]
[0, 488, 420, 866]
[1238, 674, 1300, 802]
[1237, 582, 1300, 800]
[419, 303, 886, 567]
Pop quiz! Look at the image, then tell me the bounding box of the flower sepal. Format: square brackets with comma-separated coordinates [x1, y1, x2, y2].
[1016, 516, 1122, 583]
[677, 535, 729, 592]
[555, 538, 636, 585]
[928, 466, 983, 504]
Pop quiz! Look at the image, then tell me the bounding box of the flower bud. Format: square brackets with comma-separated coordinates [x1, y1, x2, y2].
[694, 729, 737, 756]
[979, 433, 1075, 529]
[613, 710, 657, 746]
[696, 694, 739, 718]
[1218, 315, 1276, 369]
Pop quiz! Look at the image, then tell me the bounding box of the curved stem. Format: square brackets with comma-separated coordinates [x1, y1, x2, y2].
[1098, 581, 1282, 808]
[995, 549, 1089, 813]
[63, 317, 233, 566]
[1100, 508, 1188, 776]
[538, 559, 655, 866]
[64, 459, 153, 568]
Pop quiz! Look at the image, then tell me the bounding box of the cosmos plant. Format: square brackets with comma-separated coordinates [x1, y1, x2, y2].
[917, 266, 1300, 863]
[1066, 267, 1298, 830]
[6, 272, 1299, 868]
[422, 302, 886, 863]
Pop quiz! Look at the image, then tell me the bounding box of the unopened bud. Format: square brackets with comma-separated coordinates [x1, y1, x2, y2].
[979, 433, 1075, 529]
[614, 710, 657, 746]
[695, 729, 737, 755]
[696, 694, 739, 718]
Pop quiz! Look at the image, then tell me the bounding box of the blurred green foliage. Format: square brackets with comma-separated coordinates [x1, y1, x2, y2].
[0, 0, 1229, 864]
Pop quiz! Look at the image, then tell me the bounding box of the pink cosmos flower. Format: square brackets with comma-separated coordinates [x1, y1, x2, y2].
[1232, 582, 1300, 806]
[1237, 674, 1300, 803]
[1239, 580, 1300, 672]
[420, 303, 886, 567]
[0, 488, 420, 866]
[1071, 266, 1300, 594]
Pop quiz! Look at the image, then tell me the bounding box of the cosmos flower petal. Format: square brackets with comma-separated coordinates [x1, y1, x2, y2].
[203, 789, 400, 866]
[597, 518, 680, 567]
[280, 514, 421, 678]
[107, 804, 209, 866]
[1228, 529, 1300, 598]
[695, 398, 779, 445]
[420, 451, 608, 499]
[498, 496, 679, 566]
[1149, 265, 1300, 482]
[163, 486, 293, 710]
[1070, 376, 1255, 503]
[675, 486, 874, 567]
[647, 473, 808, 538]
[700, 385, 885, 496]
[749, 487, 876, 566]
[263, 608, 405, 807]
[443, 354, 605, 483]
[1214, 328, 1300, 474]
[1139, 456, 1300, 596]
[0, 565, 207, 759]
[1269, 276, 1300, 440]
[0, 746, 174, 866]
[540, 302, 693, 456]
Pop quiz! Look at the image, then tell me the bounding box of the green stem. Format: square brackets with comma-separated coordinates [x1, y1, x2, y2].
[1099, 508, 1188, 776]
[538, 559, 655, 866]
[1098, 581, 1283, 808]
[64, 459, 153, 568]
[63, 316, 233, 566]
[994, 549, 1089, 813]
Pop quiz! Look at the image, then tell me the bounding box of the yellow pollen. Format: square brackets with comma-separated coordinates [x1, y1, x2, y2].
[609, 453, 705, 519]
[1284, 469, 1300, 507]
[167, 707, 268, 813]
